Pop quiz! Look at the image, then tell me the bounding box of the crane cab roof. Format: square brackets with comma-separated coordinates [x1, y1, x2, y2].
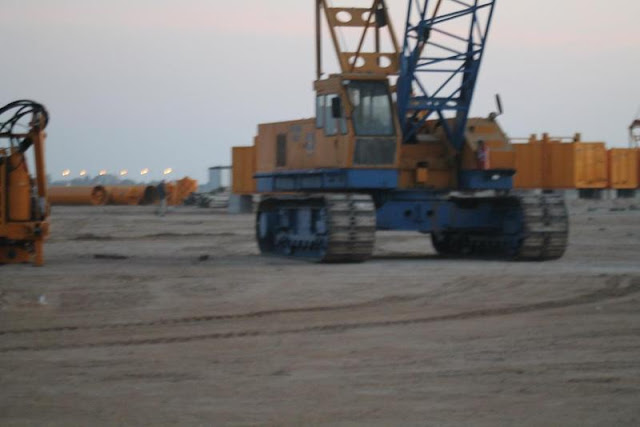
[314, 73, 391, 93]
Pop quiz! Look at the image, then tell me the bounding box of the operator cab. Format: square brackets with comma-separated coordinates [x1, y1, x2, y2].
[314, 75, 400, 167]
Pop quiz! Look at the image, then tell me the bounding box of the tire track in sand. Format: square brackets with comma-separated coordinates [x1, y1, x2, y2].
[1, 275, 637, 353]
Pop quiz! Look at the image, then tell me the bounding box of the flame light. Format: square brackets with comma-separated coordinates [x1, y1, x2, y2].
[79, 170, 87, 177]
[140, 168, 150, 176]
[99, 170, 107, 176]
[163, 168, 173, 176]
[62, 169, 71, 177]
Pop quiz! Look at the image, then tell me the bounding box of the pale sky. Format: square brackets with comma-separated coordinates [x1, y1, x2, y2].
[1, 0, 639, 182]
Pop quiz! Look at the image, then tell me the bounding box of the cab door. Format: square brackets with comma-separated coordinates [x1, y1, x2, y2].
[314, 94, 349, 168]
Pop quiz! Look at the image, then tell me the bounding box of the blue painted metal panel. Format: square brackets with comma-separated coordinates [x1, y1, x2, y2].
[255, 169, 398, 193]
[374, 190, 513, 233]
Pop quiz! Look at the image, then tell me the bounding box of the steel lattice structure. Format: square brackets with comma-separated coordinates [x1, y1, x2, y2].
[396, 0, 496, 148]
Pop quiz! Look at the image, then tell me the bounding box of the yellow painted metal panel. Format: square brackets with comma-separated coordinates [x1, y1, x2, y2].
[416, 167, 429, 183]
[514, 140, 608, 189]
[575, 143, 607, 189]
[513, 143, 543, 188]
[544, 143, 574, 189]
[232, 146, 257, 195]
[256, 119, 353, 172]
[608, 148, 639, 189]
[489, 150, 515, 170]
[516, 140, 608, 189]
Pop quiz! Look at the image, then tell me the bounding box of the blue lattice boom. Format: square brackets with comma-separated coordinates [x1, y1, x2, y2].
[396, 0, 496, 149]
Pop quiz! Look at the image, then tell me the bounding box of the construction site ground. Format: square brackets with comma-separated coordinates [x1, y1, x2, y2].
[1, 199, 639, 426]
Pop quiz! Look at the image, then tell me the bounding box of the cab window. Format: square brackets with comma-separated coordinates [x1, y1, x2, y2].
[320, 94, 348, 136]
[347, 81, 394, 136]
[315, 96, 324, 129]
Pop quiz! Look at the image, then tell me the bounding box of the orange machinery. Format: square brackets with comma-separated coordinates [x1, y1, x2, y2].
[0, 100, 49, 266]
[169, 177, 198, 206]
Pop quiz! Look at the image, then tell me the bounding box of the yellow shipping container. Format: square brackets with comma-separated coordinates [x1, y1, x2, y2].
[514, 139, 608, 189]
[232, 146, 257, 195]
[543, 142, 607, 189]
[575, 143, 608, 188]
[513, 143, 544, 188]
[608, 148, 639, 189]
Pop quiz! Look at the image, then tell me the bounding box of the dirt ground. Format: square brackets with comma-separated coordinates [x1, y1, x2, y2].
[1, 198, 639, 426]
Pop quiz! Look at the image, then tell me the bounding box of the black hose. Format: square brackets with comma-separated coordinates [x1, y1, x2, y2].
[0, 100, 49, 150]
[0, 100, 49, 134]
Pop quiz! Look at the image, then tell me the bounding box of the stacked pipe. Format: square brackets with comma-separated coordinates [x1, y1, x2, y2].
[105, 186, 158, 205]
[48, 185, 110, 206]
[48, 178, 198, 206]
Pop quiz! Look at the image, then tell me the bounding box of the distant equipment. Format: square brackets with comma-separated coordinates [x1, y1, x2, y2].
[0, 100, 50, 266]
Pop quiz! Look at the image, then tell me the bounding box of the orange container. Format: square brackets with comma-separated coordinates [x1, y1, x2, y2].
[513, 143, 544, 188]
[514, 139, 608, 189]
[575, 143, 608, 188]
[232, 146, 257, 195]
[543, 142, 608, 189]
[608, 148, 639, 189]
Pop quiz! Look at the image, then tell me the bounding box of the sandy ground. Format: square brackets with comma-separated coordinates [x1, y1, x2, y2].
[1, 199, 639, 426]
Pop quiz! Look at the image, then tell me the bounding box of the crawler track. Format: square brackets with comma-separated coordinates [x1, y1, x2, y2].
[431, 192, 569, 260]
[257, 193, 376, 262]
[323, 194, 376, 262]
[516, 193, 569, 260]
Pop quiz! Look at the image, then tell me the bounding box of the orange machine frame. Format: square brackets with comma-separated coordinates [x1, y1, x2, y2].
[0, 121, 49, 266]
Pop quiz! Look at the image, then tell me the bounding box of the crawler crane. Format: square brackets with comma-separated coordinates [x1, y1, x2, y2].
[248, 0, 568, 262]
[0, 100, 49, 266]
